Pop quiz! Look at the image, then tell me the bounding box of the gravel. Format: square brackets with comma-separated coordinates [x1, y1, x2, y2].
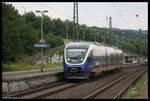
[43, 70, 130, 99]
[94, 70, 146, 99]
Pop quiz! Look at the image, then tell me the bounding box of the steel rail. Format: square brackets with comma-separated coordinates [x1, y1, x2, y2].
[83, 67, 146, 99]
[33, 75, 104, 99]
[8, 80, 69, 98]
[113, 69, 147, 99]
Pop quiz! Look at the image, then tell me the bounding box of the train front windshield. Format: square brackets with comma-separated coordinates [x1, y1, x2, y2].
[66, 47, 88, 63]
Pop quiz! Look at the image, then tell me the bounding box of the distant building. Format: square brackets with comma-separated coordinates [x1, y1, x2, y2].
[123, 53, 138, 64]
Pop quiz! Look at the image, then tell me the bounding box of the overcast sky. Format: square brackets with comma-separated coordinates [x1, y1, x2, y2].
[7, 2, 148, 30]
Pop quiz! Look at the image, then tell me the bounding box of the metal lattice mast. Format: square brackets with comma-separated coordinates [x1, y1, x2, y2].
[73, 2, 79, 41]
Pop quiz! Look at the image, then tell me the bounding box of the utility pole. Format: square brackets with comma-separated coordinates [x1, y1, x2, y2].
[36, 10, 48, 72]
[73, 3, 75, 41]
[80, 27, 88, 41]
[109, 17, 112, 46]
[103, 36, 108, 45]
[64, 20, 72, 40]
[117, 36, 120, 48]
[95, 31, 96, 42]
[127, 39, 130, 53]
[65, 20, 72, 40]
[139, 28, 142, 58]
[91, 29, 98, 42]
[73, 2, 79, 41]
[66, 20, 69, 40]
[120, 38, 122, 49]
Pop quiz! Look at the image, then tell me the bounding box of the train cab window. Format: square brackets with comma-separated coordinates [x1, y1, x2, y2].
[66, 48, 88, 63]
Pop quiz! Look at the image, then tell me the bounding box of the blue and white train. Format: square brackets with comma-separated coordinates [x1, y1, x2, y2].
[63, 42, 123, 79]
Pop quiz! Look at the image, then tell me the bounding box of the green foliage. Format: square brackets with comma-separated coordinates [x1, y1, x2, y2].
[20, 24, 40, 56]
[122, 74, 148, 99]
[2, 3, 24, 63]
[44, 34, 64, 51]
[2, 63, 62, 72]
[2, 3, 64, 64]
[2, 2, 148, 66]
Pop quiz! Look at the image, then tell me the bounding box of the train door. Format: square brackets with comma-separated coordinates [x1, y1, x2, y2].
[92, 49, 97, 68]
[105, 48, 109, 71]
[114, 50, 116, 66]
[105, 48, 108, 70]
[86, 50, 94, 72]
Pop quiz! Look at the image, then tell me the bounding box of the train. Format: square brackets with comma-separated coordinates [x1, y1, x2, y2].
[63, 42, 123, 79]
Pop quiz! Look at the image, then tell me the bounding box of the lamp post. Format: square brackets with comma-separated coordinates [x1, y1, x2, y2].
[116, 36, 120, 48]
[80, 27, 88, 41]
[103, 36, 108, 45]
[36, 10, 48, 72]
[64, 20, 72, 40]
[91, 29, 98, 42]
[119, 31, 125, 49]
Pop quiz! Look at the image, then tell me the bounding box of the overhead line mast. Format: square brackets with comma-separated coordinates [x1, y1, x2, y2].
[73, 2, 79, 41]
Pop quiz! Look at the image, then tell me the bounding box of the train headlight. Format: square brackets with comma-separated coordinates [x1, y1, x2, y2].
[81, 58, 84, 61]
[67, 58, 70, 61]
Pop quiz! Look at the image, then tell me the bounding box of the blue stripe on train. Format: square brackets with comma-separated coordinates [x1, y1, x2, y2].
[63, 61, 94, 72]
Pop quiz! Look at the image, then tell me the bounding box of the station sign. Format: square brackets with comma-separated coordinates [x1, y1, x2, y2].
[34, 44, 50, 48]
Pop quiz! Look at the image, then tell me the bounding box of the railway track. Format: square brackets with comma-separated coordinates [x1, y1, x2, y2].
[3, 65, 147, 99]
[7, 80, 70, 99]
[6, 73, 105, 99]
[6, 79, 89, 99]
[27, 75, 106, 99]
[83, 66, 147, 99]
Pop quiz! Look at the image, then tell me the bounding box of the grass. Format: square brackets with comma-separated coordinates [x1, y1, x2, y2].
[135, 73, 148, 90]
[140, 61, 148, 65]
[122, 73, 148, 99]
[122, 89, 142, 99]
[2, 62, 63, 72]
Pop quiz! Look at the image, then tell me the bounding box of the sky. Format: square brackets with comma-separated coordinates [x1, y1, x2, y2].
[7, 2, 148, 30]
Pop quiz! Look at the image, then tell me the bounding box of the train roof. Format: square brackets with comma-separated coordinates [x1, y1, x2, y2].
[65, 42, 122, 51]
[66, 42, 102, 46]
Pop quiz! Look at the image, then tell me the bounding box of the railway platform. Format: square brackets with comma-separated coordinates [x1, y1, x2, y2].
[2, 67, 63, 95]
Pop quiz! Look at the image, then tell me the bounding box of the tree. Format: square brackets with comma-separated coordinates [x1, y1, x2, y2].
[2, 3, 23, 63]
[52, 18, 66, 37]
[20, 24, 40, 56]
[45, 34, 64, 49]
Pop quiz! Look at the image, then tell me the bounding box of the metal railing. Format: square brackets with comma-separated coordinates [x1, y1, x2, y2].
[25, 45, 65, 64]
